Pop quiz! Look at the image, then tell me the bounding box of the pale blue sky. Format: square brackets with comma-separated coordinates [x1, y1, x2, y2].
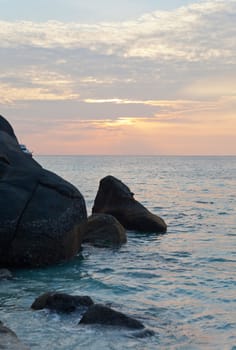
[0, 0, 198, 22]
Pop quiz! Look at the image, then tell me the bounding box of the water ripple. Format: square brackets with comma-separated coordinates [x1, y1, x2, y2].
[1, 156, 235, 349]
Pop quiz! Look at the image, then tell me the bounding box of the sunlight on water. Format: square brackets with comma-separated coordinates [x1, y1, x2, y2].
[1, 156, 236, 349]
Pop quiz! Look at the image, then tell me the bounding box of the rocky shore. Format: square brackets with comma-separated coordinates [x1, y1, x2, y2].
[0, 115, 167, 348]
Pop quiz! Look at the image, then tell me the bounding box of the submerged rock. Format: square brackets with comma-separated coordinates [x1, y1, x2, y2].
[0, 321, 30, 350]
[31, 292, 94, 313]
[81, 214, 127, 247]
[0, 268, 13, 280]
[32, 292, 147, 331]
[0, 115, 87, 268]
[132, 328, 155, 338]
[79, 304, 144, 329]
[92, 175, 167, 233]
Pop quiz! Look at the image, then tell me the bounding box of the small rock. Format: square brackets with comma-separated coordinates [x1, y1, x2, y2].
[81, 214, 127, 247]
[79, 304, 144, 329]
[31, 292, 94, 313]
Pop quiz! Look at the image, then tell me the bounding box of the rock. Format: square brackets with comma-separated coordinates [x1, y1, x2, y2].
[0, 116, 18, 140]
[0, 321, 30, 350]
[79, 304, 144, 329]
[0, 268, 13, 280]
[132, 328, 155, 338]
[92, 175, 167, 233]
[81, 214, 127, 247]
[0, 115, 87, 268]
[31, 292, 94, 313]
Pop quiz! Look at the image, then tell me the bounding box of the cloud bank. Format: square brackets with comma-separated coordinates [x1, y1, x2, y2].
[0, 0, 235, 61]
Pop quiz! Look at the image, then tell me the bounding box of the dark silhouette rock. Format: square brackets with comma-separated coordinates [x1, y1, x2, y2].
[92, 175, 167, 233]
[0, 115, 87, 267]
[0, 268, 13, 280]
[0, 116, 17, 140]
[79, 304, 144, 329]
[81, 214, 127, 247]
[31, 292, 94, 313]
[0, 321, 30, 350]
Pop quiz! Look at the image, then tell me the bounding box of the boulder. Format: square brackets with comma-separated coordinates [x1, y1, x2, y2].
[79, 304, 144, 329]
[31, 292, 94, 313]
[0, 268, 13, 280]
[0, 115, 87, 268]
[0, 321, 30, 350]
[92, 175, 167, 233]
[81, 214, 127, 247]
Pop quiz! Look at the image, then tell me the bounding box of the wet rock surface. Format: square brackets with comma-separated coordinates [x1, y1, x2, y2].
[79, 304, 144, 329]
[92, 175, 167, 233]
[31, 292, 94, 313]
[81, 213, 127, 247]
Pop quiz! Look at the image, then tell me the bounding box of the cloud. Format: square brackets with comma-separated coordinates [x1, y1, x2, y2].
[80, 76, 135, 85]
[0, 83, 79, 103]
[0, 0, 235, 62]
[0, 0, 235, 104]
[83, 97, 217, 108]
[0, 68, 79, 103]
[83, 97, 221, 123]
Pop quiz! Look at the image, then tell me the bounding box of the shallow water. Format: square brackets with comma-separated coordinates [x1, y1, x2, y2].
[1, 156, 236, 349]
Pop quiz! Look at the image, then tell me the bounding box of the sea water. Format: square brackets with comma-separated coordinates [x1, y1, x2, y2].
[0, 156, 235, 350]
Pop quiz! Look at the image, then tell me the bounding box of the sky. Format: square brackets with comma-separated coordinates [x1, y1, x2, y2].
[0, 0, 235, 155]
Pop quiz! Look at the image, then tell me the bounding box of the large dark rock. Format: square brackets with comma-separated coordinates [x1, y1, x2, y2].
[81, 214, 127, 247]
[0, 116, 17, 140]
[79, 304, 144, 329]
[92, 175, 167, 233]
[0, 321, 30, 350]
[31, 292, 94, 313]
[0, 115, 87, 267]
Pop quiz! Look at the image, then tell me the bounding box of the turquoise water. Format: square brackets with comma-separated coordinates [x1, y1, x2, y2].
[1, 156, 236, 350]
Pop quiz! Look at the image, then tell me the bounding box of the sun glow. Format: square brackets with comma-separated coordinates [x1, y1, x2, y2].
[102, 117, 135, 127]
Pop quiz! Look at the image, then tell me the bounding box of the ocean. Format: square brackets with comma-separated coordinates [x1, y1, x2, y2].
[0, 156, 235, 350]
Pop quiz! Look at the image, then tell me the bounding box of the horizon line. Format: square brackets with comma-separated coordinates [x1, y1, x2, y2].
[34, 154, 236, 157]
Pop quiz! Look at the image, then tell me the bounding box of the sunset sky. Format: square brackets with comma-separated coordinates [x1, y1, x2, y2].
[0, 0, 235, 155]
